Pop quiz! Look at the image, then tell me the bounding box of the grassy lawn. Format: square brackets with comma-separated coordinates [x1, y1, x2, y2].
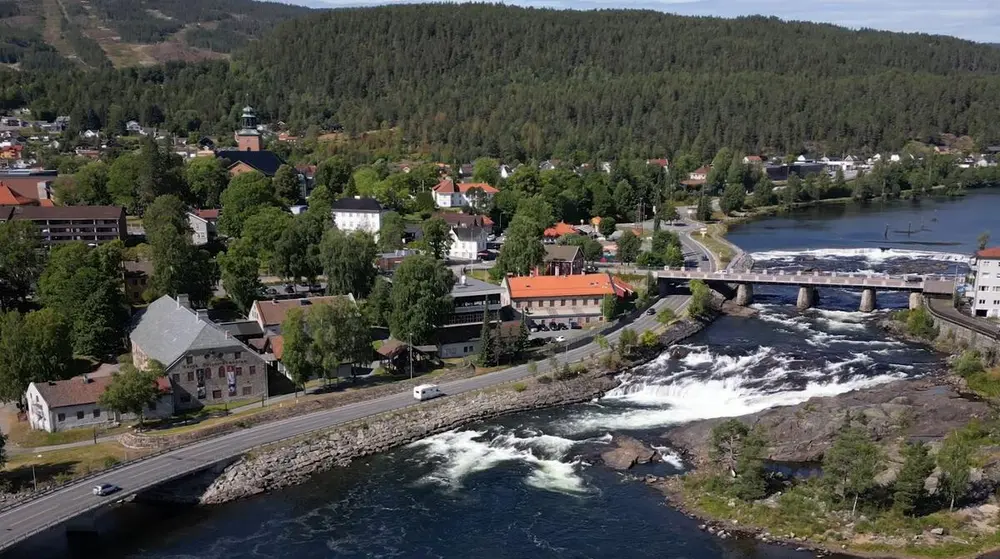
[3, 442, 142, 489]
[694, 224, 736, 265]
[5, 419, 129, 449]
[466, 268, 499, 284]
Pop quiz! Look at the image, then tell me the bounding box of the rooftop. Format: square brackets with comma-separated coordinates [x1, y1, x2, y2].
[130, 295, 249, 368]
[331, 196, 384, 212]
[543, 244, 581, 262]
[452, 275, 503, 298]
[251, 295, 357, 328]
[977, 247, 1000, 259]
[505, 273, 633, 299]
[32, 372, 169, 409]
[432, 179, 498, 194]
[0, 183, 33, 206]
[216, 149, 285, 176]
[543, 222, 580, 238]
[12, 205, 124, 220]
[193, 208, 220, 220]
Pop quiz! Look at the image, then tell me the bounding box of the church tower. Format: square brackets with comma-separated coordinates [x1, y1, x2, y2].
[235, 105, 262, 152]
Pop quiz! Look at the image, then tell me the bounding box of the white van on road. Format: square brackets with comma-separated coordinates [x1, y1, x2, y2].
[413, 384, 444, 401]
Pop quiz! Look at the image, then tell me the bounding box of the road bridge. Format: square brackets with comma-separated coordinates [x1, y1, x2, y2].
[657, 268, 955, 312]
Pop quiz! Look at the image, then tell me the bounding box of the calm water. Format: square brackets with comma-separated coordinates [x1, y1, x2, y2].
[12, 192, 997, 559]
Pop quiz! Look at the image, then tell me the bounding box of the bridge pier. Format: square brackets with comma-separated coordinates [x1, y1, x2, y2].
[796, 286, 817, 311]
[735, 283, 753, 306]
[860, 288, 877, 313]
[909, 292, 924, 310]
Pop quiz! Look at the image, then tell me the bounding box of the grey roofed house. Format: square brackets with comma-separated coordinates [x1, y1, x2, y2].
[130, 295, 244, 368]
[331, 196, 384, 212]
[452, 227, 485, 242]
[451, 274, 503, 298]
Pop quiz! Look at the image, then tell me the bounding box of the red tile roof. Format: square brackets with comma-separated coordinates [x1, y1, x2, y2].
[0, 183, 34, 206]
[32, 373, 169, 408]
[39, 199, 55, 207]
[977, 247, 1000, 258]
[543, 222, 580, 238]
[251, 295, 356, 328]
[745, 155, 763, 162]
[433, 179, 498, 194]
[194, 208, 220, 220]
[505, 273, 633, 299]
[646, 158, 669, 168]
[269, 335, 284, 359]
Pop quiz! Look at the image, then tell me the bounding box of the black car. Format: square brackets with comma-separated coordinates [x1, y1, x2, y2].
[645, 308, 657, 316]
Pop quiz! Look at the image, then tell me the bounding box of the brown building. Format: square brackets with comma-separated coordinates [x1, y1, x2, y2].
[539, 245, 585, 275]
[124, 260, 154, 305]
[501, 273, 634, 326]
[214, 105, 286, 177]
[0, 205, 125, 248]
[247, 295, 358, 334]
[130, 295, 268, 411]
[0, 169, 57, 204]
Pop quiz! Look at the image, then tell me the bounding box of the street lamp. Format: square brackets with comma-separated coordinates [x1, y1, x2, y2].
[31, 454, 42, 491]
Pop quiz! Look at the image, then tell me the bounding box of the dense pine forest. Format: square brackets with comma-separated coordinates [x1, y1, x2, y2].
[5, 3, 1000, 159]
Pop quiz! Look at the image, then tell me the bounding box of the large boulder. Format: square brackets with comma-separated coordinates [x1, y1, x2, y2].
[601, 434, 661, 470]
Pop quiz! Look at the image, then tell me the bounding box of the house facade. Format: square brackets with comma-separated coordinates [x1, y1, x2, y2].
[26, 372, 172, 433]
[436, 275, 505, 358]
[970, 248, 1000, 317]
[131, 295, 268, 411]
[331, 196, 386, 234]
[1, 205, 125, 248]
[248, 295, 358, 334]
[432, 179, 497, 209]
[187, 209, 219, 245]
[501, 273, 633, 326]
[124, 260, 153, 304]
[449, 226, 488, 260]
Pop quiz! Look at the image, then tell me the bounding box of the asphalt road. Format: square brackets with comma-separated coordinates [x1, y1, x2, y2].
[0, 234, 715, 553]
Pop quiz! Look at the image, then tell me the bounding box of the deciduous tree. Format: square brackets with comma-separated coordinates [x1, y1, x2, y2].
[0, 220, 43, 311]
[219, 240, 264, 313]
[389, 254, 455, 343]
[823, 424, 883, 516]
[378, 211, 406, 252]
[319, 228, 378, 298]
[280, 307, 317, 388]
[99, 362, 163, 425]
[938, 431, 974, 511]
[219, 171, 277, 238]
[617, 230, 640, 263]
[422, 216, 452, 260]
[185, 157, 229, 208]
[598, 217, 617, 238]
[495, 214, 545, 276]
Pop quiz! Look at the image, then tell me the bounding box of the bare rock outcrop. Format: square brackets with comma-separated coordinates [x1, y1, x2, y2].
[600, 434, 661, 470]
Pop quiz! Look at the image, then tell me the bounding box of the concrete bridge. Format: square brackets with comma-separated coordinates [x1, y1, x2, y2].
[657, 269, 956, 312]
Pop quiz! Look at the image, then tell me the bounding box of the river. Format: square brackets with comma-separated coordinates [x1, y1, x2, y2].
[12, 191, 995, 559]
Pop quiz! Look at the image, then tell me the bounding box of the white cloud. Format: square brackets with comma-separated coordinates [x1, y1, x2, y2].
[279, 0, 1000, 42]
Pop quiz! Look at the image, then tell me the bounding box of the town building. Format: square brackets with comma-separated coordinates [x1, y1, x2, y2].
[124, 260, 154, 305]
[540, 245, 584, 275]
[543, 221, 581, 241]
[214, 106, 286, 177]
[970, 247, 1000, 317]
[130, 295, 268, 411]
[682, 166, 710, 188]
[25, 367, 172, 433]
[449, 224, 489, 261]
[187, 209, 219, 245]
[330, 196, 386, 234]
[0, 169, 57, 204]
[0, 205, 125, 248]
[436, 275, 505, 358]
[501, 273, 633, 326]
[432, 179, 498, 209]
[248, 295, 358, 334]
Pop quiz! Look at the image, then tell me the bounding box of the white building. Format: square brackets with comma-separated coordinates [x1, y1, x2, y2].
[186, 209, 218, 246]
[970, 248, 1000, 318]
[26, 371, 173, 433]
[449, 226, 489, 261]
[432, 179, 497, 209]
[330, 196, 386, 234]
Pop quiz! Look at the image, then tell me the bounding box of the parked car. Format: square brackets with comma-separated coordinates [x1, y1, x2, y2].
[93, 483, 120, 496]
[569, 322, 582, 330]
[645, 307, 656, 316]
[538, 324, 550, 332]
[555, 336, 566, 343]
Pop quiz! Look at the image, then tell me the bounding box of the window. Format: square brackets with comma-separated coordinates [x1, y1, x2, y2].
[180, 394, 191, 404]
[219, 366, 225, 378]
[242, 386, 252, 396]
[234, 351, 242, 360]
[58, 413, 65, 422]
[186, 355, 194, 365]
[249, 366, 256, 375]
[172, 373, 180, 383]
[148, 401, 156, 411]
[93, 409, 101, 418]
[236, 367, 242, 376]
[212, 389, 222, 399]
[188, 371, 195, 382]
[77, 411, 84, 420]
[560, 299, 566, 307]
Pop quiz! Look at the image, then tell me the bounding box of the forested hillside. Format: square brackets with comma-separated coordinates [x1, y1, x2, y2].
[0, 0, 308, 68]
[5, 4, 1000, 159]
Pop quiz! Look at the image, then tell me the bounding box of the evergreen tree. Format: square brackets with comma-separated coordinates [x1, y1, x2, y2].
[695, 193, 712, 221]
[478, 307, 496, 366]
[938, 431, 974, 512]
[892, 441, 934, 515]
[823, 425, 883, 517]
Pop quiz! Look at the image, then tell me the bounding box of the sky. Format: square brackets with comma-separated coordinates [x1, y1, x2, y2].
[281, 0, 1000, 43]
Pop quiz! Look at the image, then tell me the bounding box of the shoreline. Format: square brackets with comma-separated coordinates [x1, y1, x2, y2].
[142, 316, 713, 505]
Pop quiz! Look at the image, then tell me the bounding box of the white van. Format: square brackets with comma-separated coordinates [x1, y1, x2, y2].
[413, 384, 443, 401]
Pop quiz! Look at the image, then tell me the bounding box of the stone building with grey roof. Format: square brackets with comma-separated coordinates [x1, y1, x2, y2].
[130, 295, 268, 411]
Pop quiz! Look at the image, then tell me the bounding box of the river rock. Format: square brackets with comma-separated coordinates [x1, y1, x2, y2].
[663, 378, 990, 463]
[601, 434, 661, 470]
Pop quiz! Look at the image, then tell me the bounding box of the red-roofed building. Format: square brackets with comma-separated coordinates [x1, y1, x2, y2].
[0, 182, 34, 206]
[971, 247, 1000, 317]
[743, 155, 764, 166]
[25, 369, 173, 432]
[646, 158, 669, 169]
[543, 221, 581, 239]
[501, 273, 633, 326]
[682, 165, 711, 188]
[432, 179, 498, 208]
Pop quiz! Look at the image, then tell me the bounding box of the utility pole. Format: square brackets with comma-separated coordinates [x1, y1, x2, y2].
[408, 331, 414, 379]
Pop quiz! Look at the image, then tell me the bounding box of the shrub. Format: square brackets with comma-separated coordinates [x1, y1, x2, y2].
[527, 361, 538, 374]
[904, 307, 937, 340]
[513, 382, 527, 392]
[555, 363, 578, 381]
[657, 307, 676, 324]
[954, 350, 985, 377]
[537, 374, 552, 384]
